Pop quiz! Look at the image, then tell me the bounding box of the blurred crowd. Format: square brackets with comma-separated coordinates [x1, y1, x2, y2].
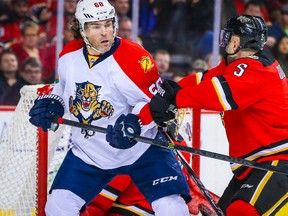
[0, 0, 288, 105]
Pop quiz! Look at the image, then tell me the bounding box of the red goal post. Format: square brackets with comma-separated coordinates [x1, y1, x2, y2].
[0, 85, 72, 216]
[0, 84, 200, 216]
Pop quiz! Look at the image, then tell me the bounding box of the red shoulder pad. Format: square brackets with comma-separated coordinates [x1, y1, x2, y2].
[59, 39, 85, 58]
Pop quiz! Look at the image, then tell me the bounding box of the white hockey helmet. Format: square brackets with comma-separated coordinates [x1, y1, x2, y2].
[75, 0, 118, 36]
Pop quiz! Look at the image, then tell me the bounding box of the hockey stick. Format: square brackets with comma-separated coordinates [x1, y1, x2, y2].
[54, 117, 288, 176]
[161, 131, 224, 215]
[176, 150, 223, 216]
[161, 131, 223, 215]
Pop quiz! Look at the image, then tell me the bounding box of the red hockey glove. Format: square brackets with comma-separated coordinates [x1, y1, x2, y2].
[187, 176, 220, 216]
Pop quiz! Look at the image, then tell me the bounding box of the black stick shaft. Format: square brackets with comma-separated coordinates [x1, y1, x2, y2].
[56, 118, 288, 176]
[176, 151, 224, 216]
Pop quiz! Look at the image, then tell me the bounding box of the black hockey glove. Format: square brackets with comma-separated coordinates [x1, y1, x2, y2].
[29, 94, 65, 132]
[106, 114, 142, 149]
[149, 79, 181, 127]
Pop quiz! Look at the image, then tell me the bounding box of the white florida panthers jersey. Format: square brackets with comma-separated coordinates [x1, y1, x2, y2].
[52, 37, 162, 169]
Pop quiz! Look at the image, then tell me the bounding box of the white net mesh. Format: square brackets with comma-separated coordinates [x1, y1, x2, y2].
[0, 85, 71, 216]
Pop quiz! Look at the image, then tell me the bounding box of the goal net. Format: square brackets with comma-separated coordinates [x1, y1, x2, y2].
[0, 85, 72, 216]
[0, 84, 197, 216]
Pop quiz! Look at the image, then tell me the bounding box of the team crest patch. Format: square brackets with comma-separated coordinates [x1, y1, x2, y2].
[69, 81, 114, 138]
[89, 57, 96, 65]
[138, 56, 154, 73]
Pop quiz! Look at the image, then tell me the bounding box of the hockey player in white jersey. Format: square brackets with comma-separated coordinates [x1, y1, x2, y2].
[28, 0, 191, 215]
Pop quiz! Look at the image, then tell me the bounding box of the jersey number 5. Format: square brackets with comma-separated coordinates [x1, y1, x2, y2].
[234, 63, 248, 77]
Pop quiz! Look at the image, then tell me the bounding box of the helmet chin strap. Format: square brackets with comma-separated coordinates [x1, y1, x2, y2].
[226, 46, 241, 56]
[82, 33, 105, 54]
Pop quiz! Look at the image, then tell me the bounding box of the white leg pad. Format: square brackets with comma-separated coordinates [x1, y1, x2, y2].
[45, 189, 85, 216]
[151, 194, 189, 216]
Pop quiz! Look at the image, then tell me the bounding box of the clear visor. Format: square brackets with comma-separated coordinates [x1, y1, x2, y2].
[219, 30, 232, 48]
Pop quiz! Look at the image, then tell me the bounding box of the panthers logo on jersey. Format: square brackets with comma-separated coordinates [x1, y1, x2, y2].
[138, 56, 154, 73]
[69, 81, 114, 138]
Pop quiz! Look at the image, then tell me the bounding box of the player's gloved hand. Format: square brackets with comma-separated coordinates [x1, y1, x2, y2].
[29, 94, 65, 132]
[106, 114, 142, 149]
[150, 79, 181, 127]
[187, 176, 220, 216]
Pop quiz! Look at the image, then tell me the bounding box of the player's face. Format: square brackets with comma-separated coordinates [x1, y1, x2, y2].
[84, 19, 114, 54]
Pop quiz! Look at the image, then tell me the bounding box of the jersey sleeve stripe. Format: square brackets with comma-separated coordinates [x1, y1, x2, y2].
[195, 72, 203, 84]
[231, 141, 288, 171]
[105, 184, 123, 196]
[211, 76, 238, 111]
[99, 189, 118, 201]
[211, 77, 230, 110]
[110, 203, 154, 216]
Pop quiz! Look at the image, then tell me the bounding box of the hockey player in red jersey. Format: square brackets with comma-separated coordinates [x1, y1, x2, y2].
[28, 0, 191, 215]
[81, 173, 220, 216]
[80, 175, 154, 216]
[150, 15, 288, 215]
[80, 135, 220, 216]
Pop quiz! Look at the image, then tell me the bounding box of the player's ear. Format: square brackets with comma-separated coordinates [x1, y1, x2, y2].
[232, 35, 241, 50]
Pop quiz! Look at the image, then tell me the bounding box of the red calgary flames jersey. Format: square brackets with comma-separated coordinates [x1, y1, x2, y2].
[177, 51, 288, 178]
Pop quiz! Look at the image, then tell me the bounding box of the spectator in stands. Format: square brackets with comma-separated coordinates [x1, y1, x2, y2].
[0, 49, 22, 105]
[187, 0, 214, 59]
[63, 22, 75, 46]
[188, 59, 208, 75]
[110, 0, 130, 19]
[9, 0, 34, 30]
[154, 49, 173, 80]
[268, 4, 288, 43]
[38, 20, 76, 84]
[139, 0, 157, 36]
[0, 1, 11, 22]
[265, 0, 287, 24]
[243, 0, 265, 18]
[117, 17, 132, 40]
[29, 0, 54, 25]
[11, 21, 41, 66]
[117, 17, 142, 45]
[10, 21, 53, 84]
[29, 0, 56, 47]
[173, 71, 187, 82]
[164, 0, 190, 54]
[234, 0, 270, 22]
[273, 35, 288, 77]
[46, 0, 77, 43]
[0, 1, 22, 47]
[241, 0, 276, 51]
[205, 53, 222, 69]
[19, 57, 43, 85]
